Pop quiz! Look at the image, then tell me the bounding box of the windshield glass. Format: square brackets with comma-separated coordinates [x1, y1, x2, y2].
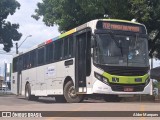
[93, 34, 149, 67]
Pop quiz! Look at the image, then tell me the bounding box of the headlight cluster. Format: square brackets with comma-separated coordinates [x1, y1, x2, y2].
[94, 72, 109, 85]
[145, 77, 150, 86]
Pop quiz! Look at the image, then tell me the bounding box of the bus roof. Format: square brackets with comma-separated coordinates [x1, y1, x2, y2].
[101, 19, 142, 25]
[45, 19, 144, 43]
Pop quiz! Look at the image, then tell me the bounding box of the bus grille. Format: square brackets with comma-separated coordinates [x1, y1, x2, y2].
[95, 64, 149, 76]
[108, 69, 147, 76]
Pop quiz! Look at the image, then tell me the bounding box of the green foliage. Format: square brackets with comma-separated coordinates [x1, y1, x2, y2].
[33, 0, 104, 32]
[130, 0, 160, 58]
[33, 0, 160, 59]
[0, 0, 22, 52]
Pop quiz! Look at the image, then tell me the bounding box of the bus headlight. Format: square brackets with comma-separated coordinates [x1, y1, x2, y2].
[94, 72, 109, 85]
[145, 78, 150, 86]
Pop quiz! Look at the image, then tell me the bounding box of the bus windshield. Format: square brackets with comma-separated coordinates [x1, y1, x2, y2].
[94, 34, 149, 67]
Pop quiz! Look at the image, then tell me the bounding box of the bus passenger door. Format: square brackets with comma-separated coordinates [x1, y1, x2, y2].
[75, 32, 89, 93]
[17, 72, 22, 95]
[17, 56, 23, 95]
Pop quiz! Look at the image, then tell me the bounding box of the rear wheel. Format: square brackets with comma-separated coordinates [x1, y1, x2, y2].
[104, 95, 122, 102]
[25, 83, 38, 101]
[64, 81, 84, 103]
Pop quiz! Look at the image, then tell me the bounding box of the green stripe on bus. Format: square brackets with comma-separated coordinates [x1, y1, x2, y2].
[102, 72, 149, 84]
[103, 19, 142, 25]
[59, 29, 76, 38]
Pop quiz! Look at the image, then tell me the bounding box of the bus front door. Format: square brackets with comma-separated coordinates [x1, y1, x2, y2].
[17, 56, 23, 95]
[75, 32, 87, 93]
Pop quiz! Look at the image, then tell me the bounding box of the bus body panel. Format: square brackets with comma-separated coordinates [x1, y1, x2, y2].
[13, 58, 76, 97]
[36, 65, 47, 96]
[28, 67, 36, 95]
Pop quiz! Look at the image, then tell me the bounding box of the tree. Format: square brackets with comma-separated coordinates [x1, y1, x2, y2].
[0, 0, 22, 52]
[33, 0, 103, 32]
[33, 0, 160, 59]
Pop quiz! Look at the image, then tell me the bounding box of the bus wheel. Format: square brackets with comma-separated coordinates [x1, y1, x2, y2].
[25, 83, 38, 101]
[104, 95, 122, 102]
[64, 81, 83, 103]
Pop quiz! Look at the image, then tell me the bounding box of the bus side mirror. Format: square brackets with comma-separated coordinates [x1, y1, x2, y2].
[91, 35, 95, 48]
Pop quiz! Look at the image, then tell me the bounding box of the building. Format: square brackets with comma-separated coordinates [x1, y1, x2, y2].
[0, 76, 4, 88]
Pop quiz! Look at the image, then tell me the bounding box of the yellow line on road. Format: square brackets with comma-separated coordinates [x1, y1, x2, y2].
[140, 104, 145, 120]
[46, 118, 54, 120]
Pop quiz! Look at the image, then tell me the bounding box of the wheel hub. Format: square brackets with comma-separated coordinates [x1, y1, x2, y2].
[68, 86, 77, 98]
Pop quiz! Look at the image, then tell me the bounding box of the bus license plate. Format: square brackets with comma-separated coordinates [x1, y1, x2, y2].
[124, 87, 133, 92]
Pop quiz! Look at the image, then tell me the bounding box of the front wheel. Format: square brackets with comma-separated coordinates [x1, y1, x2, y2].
[104, 95, 122, 102]
[64, 81, 84, 103]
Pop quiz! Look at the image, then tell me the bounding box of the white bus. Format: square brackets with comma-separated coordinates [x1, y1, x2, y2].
[12, 19, 152, 102]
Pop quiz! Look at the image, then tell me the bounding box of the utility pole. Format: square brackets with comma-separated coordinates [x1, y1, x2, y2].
[151, 58, 153, 69]
[16, 35, 32, 54]
[16, 43, 18, 54]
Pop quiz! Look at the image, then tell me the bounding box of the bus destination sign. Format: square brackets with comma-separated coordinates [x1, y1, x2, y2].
[96, 21, 146, 34]
[103, 22, 140, 32]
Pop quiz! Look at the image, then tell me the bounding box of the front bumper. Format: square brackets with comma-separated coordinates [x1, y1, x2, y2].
[92, 79, 152, 95]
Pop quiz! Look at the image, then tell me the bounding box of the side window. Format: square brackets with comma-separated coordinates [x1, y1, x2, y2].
[38, 47, 45, 65]
[13, 57, 18, 72]
[23, 53, 30, 69]
[54, 40, 63, 61]
[63, 37, 69, 59]
[46, 43, 53, 63]
[18, 55, 23, 71]
[23, 54, 26, 69]
[68, 36, 74, 57]
[30, 50, 37, 68]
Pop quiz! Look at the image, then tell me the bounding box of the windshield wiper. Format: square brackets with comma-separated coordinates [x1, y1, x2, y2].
[109, 32, 123, 56]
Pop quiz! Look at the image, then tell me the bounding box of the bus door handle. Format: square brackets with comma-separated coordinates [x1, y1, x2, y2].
[64, 59, 73, 67]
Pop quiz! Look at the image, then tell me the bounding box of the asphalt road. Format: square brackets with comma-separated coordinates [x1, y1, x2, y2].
[0, 95, 160, 120]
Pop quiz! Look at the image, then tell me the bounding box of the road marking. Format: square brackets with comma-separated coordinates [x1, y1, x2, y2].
[140, 104, 145, 120]
[46, 118, 55, 120]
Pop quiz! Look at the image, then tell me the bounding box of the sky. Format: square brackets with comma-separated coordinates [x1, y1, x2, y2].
[0, 0, 60, 75]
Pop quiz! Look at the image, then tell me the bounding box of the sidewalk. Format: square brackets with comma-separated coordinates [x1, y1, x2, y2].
[154, 89, 160, 102]
[0, 90, 13, 96]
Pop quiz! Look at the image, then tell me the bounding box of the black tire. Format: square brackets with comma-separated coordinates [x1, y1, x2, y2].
[64, 81, 84, 103]
[104, 95, 122, 102]
[25, 83, 38, 101]
[55, 96, 66, 103]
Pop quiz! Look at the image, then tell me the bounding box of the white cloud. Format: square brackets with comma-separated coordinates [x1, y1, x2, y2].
[7, 0, 60, 49]
[0, 0, 59, 74]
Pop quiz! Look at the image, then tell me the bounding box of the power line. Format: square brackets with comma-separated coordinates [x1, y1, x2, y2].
[0, 54, 14, 55]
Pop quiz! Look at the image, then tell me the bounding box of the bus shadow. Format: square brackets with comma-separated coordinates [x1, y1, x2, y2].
[18, 97, 106, 104]
[18, 97, 56, 104]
